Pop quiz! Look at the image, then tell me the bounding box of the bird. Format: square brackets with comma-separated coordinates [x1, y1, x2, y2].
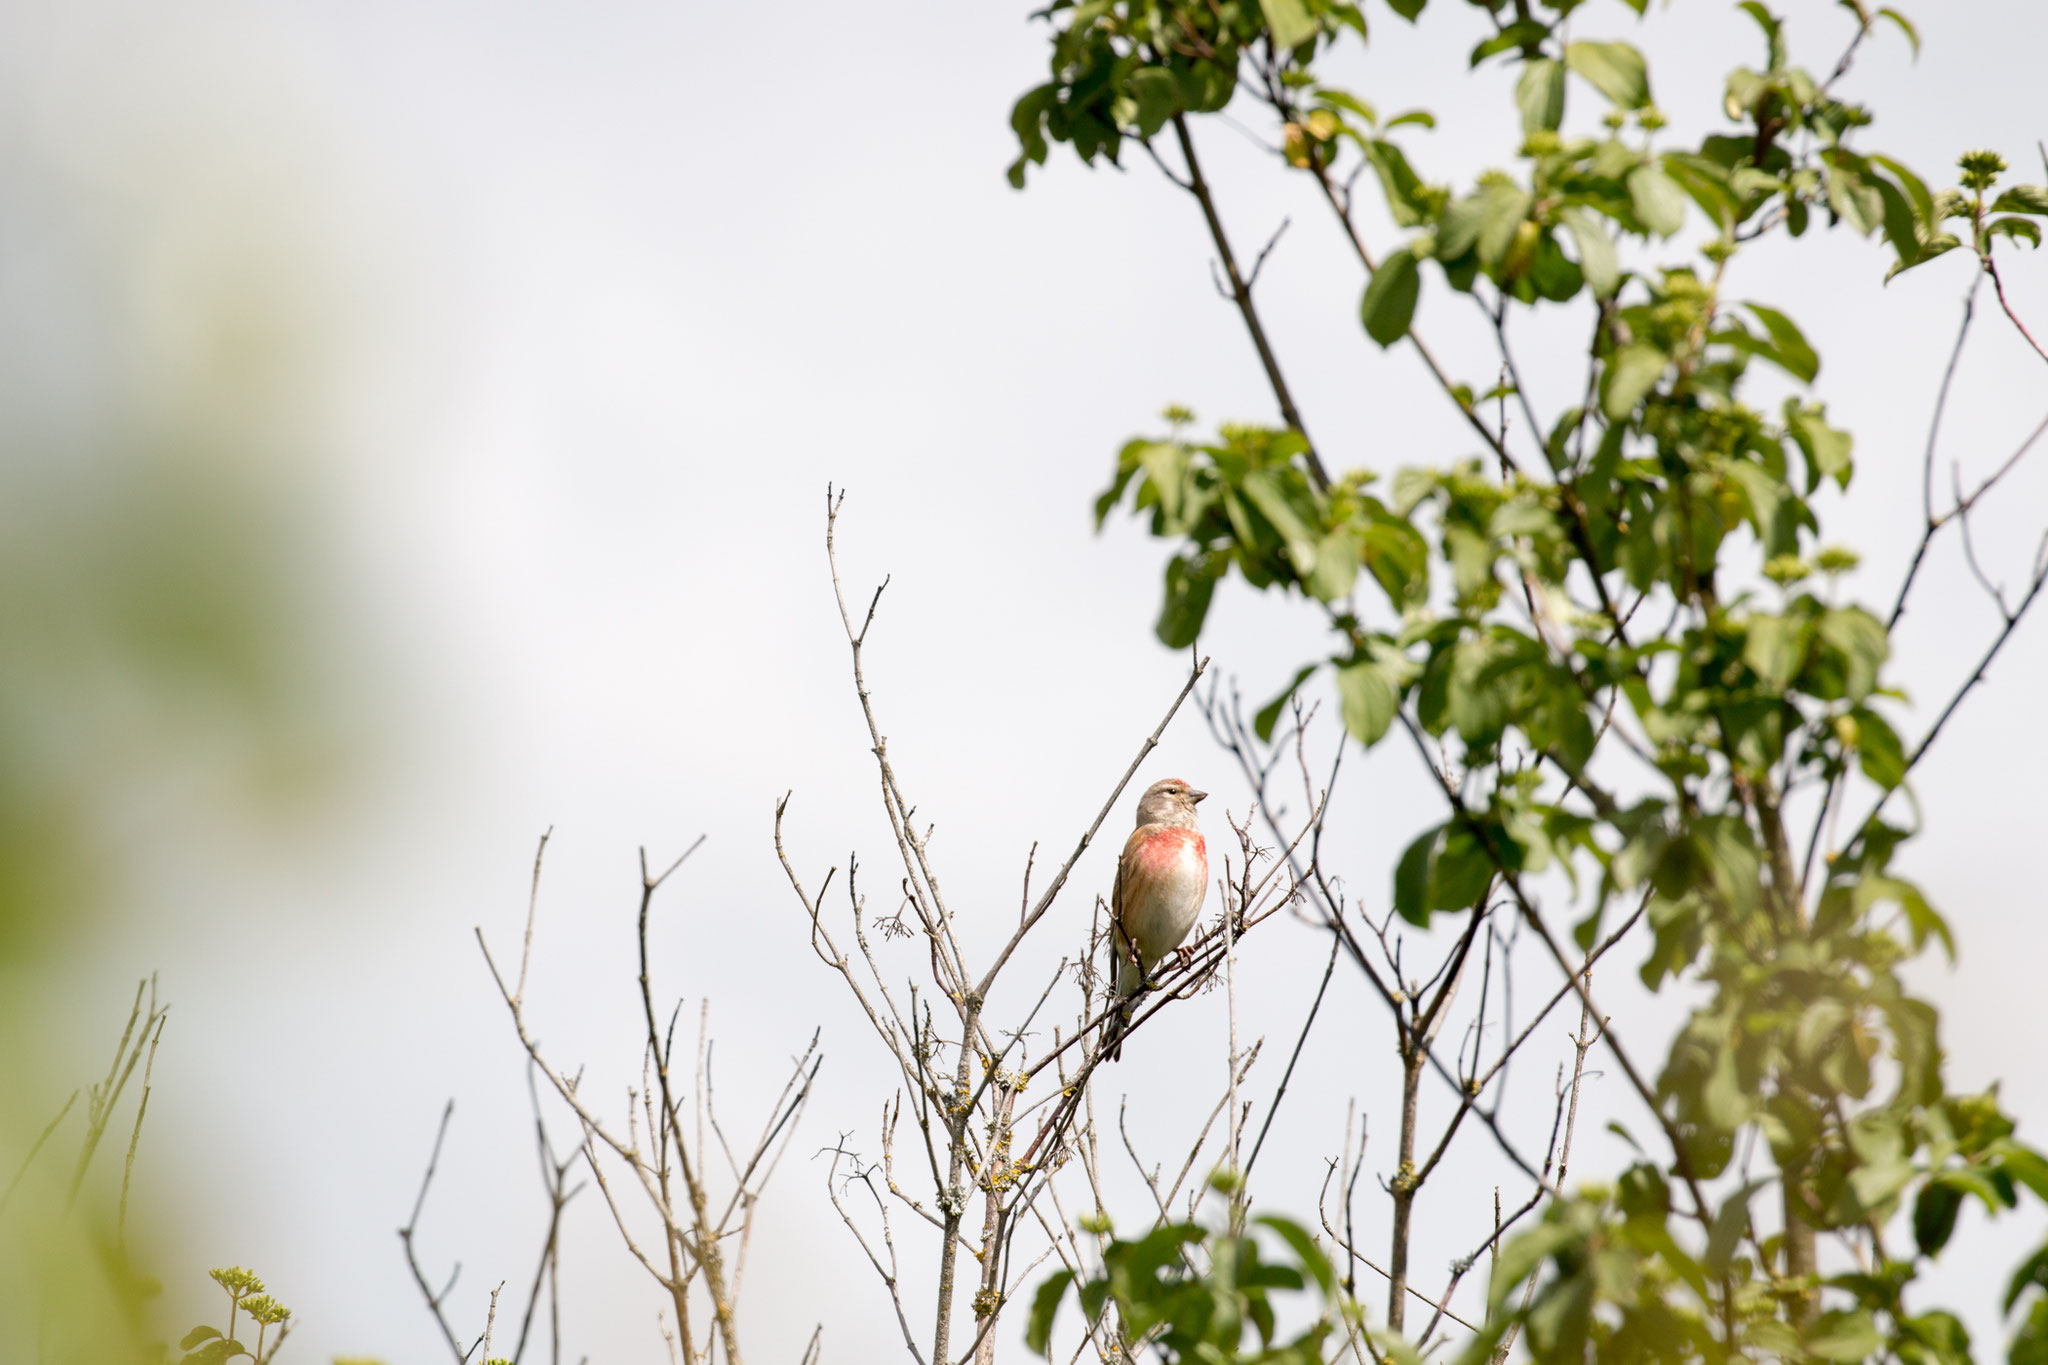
[1105, 777, 1208, 1060]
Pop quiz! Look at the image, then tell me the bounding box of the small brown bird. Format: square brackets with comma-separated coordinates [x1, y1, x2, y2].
[1105, 778, 1209, 1060]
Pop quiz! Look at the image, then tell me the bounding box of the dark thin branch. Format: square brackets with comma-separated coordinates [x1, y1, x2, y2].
[1396, 715, 1713, 1229]
[401, 1101, 473, 1365]
[513, 1065, 580, 1365]
[1243, 932, 1339, 1180]
[1138, 136, 1193, 192]
[1840, 549, 2048, 857]
[1168, 113, 1330, 488]
[1952, 462, 2012, 619]
[1889, 274, 1982, 631]
[1950, 405, 2048, 527]
[976, 654, 1208, 999]
[1986, 252, 2048, 368]
[1245, 217, 1292, 292]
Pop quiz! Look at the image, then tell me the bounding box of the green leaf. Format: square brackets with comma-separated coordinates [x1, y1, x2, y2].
[180, 1328, 224, 1350]
[1738, 2, 1785, 69]
[1077, 1273, 1110, 1328]
[1007, 83, 1056, 189]
[1818, 606, 1888, 701]
[1915, 1178, 1965, 1256]
[1887, 233, 1961, 281]
[1365, 139, 1431, 227]
[1393, 821, 1495, 925]
[179, 1342, 249, 1365]
[1516, 58, 1566, 133]
[1240, 467, 1323, 575]
[1125, 67, 1180, 139]
[1826, 159, 1885, 236]
[1156, 553, 1220, 648]
[1786, 401, 1854, 490]
[1628, 164, 1688, 236]
[1745, 303, 1820, 382]
[1393, 825, 1439, 924]
[1565, 41, 1651, 108]
[1469, 23, 1549, 66]
[1257, 1216, 1335, 1296]
[2009, 1243, 2048, 1313]
[1317, 89, 1378, 123]
[1370, 1327, 1428, 1365]
[1260, 0, 1319, 49]
[1255, 665, 1320, 742]
[1742, 610, 1812, 692]
[2013, 1298, 2048, 1365]
[1475, 186, 1535, 267]
[1386, 0, 1426, 18]
[1436, 195, 1487, 262]
[1900, 1311, 1972, 1365]
[1489, 1222, 1578, 1318]
[1805, 1309, 1882, 1362]
[1849, 1153, 1917, 1212]
[1994, 1142, 2048, 1204]
[1992, 185, 2048, 216]
[1135, 440, 1191, 526]
[1850, 705, 1906, 787]
[1989, 217, 2043, 248]
[1025, 1269, 1073, 1355]
[1703, 1182, 1759, 1275]
[1337, 648, 1405, 747]
[1602, 344, 1666, 420]
[1873, 153, 1936, 228]
[1558, 207, 1620, 298]
[1876, 7, 1920, 56]
[1361, 246, 1421, 347]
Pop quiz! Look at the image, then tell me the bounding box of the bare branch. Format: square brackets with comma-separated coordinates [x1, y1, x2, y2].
[1168, 114, 1329, 488]
[515, 828, 554, 1005]
[1889, 273, 1982, 629]
[978, 655, 1209, 999]
[1243, 933, 1340, 1180]
[0, 1089, 78, 1224]
[400, 1101, 474, 1365]
[116, 1012, 166, 1249]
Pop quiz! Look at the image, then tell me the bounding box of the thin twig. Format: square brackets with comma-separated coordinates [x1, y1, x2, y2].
[1244, 933, 1340, 1179]
[1168, 114, 1329, 488]
[400, 1101, 473, 1365]
[0, 1090, 79, 1224]
[117, 1013, 166, 1249]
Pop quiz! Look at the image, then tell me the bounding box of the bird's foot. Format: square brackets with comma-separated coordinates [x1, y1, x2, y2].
[1174, 946, 1195, 972]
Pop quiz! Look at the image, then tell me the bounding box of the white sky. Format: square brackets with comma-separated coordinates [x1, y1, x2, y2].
[2, 1, 2044, 1361]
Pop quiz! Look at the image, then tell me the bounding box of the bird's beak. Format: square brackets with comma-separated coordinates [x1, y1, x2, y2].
[1190, 789, 1208, 803]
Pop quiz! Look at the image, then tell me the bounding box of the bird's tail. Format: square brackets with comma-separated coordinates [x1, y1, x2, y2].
[1103, 994, 1137, 1062]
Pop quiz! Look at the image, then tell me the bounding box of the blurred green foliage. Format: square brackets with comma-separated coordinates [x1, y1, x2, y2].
[0, 982, 388, 1363]
[0, 458, 338, 956]
[1014, 0, 2048, 1361]
[1030, 1207, 1355, 1363]
[0, 40, 366, 1353]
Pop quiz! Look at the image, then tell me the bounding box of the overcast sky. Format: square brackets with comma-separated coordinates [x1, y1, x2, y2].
[2, 1, 2044, 1361]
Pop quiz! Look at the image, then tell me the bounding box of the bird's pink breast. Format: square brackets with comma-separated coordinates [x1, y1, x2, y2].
[1121, 826, 1209, 968]
[1135, 826, 1206, 877]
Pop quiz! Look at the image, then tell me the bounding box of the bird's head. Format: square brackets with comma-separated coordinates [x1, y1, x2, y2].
[1136, 778, 1207, 828]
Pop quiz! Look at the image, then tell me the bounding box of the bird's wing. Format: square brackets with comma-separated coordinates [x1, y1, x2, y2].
[1112, 824, 1157, 929]
[1111, 827, 1130, 922]
[1109, 825, 1152, 991]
